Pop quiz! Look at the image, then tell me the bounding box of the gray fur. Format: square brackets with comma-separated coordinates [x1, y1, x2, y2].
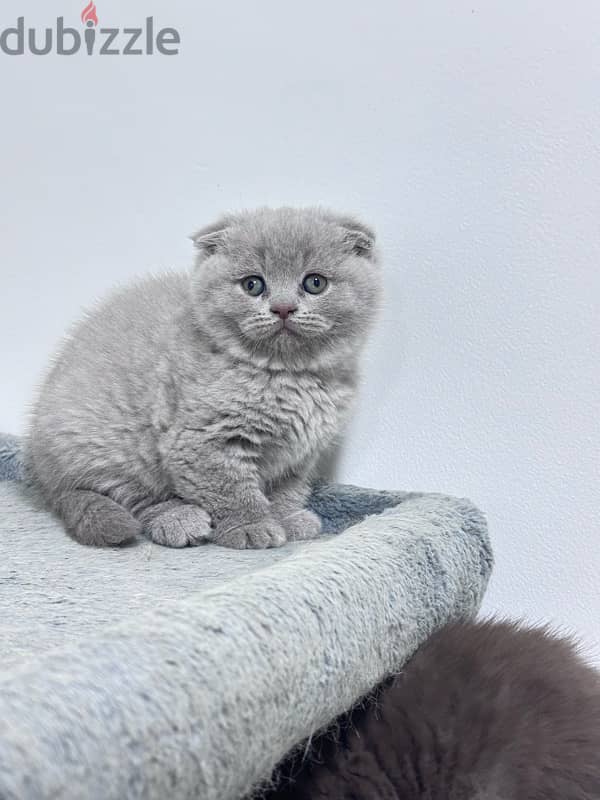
[25, 207, 381, 548]
[266, 620, 600, 800]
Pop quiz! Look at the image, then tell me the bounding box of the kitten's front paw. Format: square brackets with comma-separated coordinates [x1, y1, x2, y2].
[277, 508, 322, 541]
[212, 517, 287, 550]
[145, 505, 212, 548]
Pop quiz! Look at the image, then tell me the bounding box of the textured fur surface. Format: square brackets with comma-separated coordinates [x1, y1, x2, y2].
[25, 207, 381, 548]
[264, 620, 600, 800]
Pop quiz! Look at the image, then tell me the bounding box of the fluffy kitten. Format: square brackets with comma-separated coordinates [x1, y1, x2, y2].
[264, 620, 600, 799]
[25, 207, 380, 548]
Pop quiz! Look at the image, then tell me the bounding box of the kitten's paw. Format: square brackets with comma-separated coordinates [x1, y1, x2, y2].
[212, 517, 287, 550]
[145, 505, 212, 548]
[278, 508, 322, 541]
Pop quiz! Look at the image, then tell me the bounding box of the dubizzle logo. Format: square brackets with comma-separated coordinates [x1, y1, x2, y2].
[0, 3, 181, 56]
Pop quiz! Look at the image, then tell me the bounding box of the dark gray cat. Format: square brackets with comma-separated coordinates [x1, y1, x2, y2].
[265, 620, 600, 799]
[25, 207, 381, 548]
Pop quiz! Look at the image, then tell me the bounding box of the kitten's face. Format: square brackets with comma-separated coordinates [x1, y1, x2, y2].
[190, 208, 381, 369]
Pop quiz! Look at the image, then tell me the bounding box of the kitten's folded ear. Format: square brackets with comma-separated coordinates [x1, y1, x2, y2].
[342, 226, 375, 258]
[190, 216, 233, 256]
[321, 211, 376, 259]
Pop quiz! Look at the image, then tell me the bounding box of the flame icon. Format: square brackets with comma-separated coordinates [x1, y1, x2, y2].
[81, 1, 99, 26]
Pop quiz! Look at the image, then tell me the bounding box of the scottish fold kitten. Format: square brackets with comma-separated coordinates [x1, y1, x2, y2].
[264, 620, 600, 800]
[26, 207, 380, 548]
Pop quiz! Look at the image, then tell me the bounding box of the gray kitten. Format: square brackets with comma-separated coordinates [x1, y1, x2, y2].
[25, 207, 381, 548]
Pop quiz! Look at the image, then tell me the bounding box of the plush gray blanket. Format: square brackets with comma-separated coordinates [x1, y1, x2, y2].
[0, 435, 492, 800]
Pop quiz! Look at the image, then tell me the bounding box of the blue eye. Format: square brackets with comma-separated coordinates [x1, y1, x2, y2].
[303, 274, 328, 294]
[242, 276, 265, 296]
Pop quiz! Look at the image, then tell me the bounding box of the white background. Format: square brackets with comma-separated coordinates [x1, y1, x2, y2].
[1, 1, 599, 658]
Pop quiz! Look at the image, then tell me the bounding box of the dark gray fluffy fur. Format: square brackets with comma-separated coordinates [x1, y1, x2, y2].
[263, 620, 600, 799]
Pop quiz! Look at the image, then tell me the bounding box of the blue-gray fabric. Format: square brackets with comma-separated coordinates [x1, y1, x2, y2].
[0, 434, 492, 800]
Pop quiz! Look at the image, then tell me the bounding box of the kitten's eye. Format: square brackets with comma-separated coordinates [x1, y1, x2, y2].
[302, 274, 328, 295]
[241, 276, 266, 296]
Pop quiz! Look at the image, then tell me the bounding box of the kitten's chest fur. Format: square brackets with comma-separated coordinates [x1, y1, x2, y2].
[254, 369, 349, 482]
[180, 362, 354, 483]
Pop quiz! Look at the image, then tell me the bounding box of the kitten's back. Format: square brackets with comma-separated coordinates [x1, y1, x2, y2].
[267, 620, 600, 799]
[24, 272, 192, 544]
[27, 272, 189, 475]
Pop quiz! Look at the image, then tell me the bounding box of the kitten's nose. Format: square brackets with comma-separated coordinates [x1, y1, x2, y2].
[270, 303, 298, 320]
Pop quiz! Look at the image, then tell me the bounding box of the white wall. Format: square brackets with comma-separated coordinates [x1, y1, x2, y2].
[1, 1, 599, 657]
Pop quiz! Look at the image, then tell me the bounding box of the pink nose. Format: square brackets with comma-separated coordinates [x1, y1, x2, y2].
[270, 303, 297, 320]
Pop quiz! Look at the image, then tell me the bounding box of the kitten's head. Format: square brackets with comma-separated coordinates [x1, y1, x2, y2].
[190, 207, 381, 370]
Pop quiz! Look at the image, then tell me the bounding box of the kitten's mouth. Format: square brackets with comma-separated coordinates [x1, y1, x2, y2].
[275, 320, 296, 335]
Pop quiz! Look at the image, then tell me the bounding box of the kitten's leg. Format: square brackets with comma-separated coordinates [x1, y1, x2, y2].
[268, 475, 322, 542]
[137, 499, 212, 548]
[53, 488, 142, 546]
[166, 436, 286, 550]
